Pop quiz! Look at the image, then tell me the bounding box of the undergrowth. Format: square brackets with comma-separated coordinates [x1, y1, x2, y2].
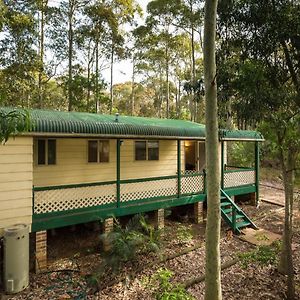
[87, 214, 162, 290]
[143, 268, 195, 300]
[100, 214, 161, 272]
[238, 241, 281, 269]
[176, 225, 193, 244]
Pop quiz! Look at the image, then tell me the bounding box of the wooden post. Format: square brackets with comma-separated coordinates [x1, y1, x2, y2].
[177, 140, 181, 198]
[221, 141, 224, 189]
[103, 218, 114, 252]
[116, 139, 121, 208]
[255, 142, 260, 206]
[194, 202, 204, 224]
[154, 209, 164, 229]
[35, 230, 47, 273]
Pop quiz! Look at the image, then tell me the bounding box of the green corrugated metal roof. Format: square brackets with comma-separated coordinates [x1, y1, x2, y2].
[0, 107, 264, 141]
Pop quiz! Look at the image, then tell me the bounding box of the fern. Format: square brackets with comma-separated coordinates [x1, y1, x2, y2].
[100, 214, 161, 272]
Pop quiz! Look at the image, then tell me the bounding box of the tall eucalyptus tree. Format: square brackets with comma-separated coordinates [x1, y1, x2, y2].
[203, 0, 222, 299]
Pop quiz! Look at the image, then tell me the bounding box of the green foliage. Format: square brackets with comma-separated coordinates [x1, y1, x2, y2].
[145, 268, 195, 300]
[176, 225, 193, 243]
[100, 214, 161, 272]
[227, 142, 255, 168]
[238, 242, 281, 269]
[0, 109, 31, 143]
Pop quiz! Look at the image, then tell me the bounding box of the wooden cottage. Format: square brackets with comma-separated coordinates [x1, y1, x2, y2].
[0, 108, 263, 271]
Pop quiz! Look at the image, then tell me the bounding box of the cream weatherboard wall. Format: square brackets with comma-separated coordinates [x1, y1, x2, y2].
[33, 138, 117, 187]
[33, 138, 184, 187]
[0, 137, 33, 236]
[120, 140, 183, 179]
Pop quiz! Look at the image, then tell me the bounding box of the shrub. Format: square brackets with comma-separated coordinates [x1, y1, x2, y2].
[100, 214, 161, 272]
[176, 225, 193, 244]
[238, 241, 281, 269]
[227, 141, 255, 168]
[145, 268, 195, 300]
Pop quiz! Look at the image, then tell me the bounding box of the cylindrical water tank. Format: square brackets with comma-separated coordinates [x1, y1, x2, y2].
[4, 224, 29, 294]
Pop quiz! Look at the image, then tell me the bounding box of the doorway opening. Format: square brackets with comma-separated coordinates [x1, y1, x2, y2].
[184, 141, 196, 171]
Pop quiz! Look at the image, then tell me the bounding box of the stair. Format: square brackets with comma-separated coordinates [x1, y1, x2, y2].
[220, 189, 257, 234]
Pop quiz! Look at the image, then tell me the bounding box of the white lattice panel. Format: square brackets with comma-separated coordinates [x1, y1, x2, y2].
[182, 170, 199, 175]
[224, 170, 255, 188]
[34, 183, 116, 214]
[121, 178, 177, 202]
[181, 175, 204, 195]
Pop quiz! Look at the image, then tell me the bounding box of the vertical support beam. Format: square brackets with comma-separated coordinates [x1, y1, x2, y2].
[203, 169, 207, 194]
[103, 218, 114, 252]
[221, 141, 224, 189]
[35, 230, 47, 273]
[177, 140, 181, 198]
[154, 209, 164, 229]
[232, 207, 236, 234]
[194, 201, 204, 224]
[255, 141, 260, 206]
[116, 139, 121, 208]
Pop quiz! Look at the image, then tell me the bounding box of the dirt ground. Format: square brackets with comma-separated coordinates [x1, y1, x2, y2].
[1, 181, 300, 300]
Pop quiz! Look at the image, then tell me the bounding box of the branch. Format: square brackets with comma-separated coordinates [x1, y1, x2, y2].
[280, 40, 300, 108]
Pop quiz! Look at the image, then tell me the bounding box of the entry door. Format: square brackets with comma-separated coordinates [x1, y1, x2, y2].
[197, 141, 206, 172]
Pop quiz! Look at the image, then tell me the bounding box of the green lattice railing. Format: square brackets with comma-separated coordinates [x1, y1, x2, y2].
[33, 168, 255, 215]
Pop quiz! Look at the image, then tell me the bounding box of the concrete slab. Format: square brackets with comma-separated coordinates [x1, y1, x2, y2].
[239, 228, 281, 246]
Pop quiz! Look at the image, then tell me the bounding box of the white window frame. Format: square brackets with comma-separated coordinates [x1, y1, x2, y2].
[134, 140, 159, 161]
[87, 140, 110, 163]
[36, 138, 57, 166]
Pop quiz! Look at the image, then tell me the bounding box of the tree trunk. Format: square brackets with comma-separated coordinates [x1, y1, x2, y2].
[131, 54, 135, 116]
[165, 46, 170, 118]
[68, 0, 74, 111]
[176, 77, 181, 118]
[87, 39, 92, 112]
[226, 99, 233, 130]
[95, 40, 99, 113]
[110, 44, 114, 114]
[190, 0, 196, 122]
[278, 145, 296, 300]
[38, 0, 46, 109]
[203, 0, 222, 300]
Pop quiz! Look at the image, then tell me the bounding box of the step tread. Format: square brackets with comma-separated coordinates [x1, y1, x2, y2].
[222, 208, 233, 214]
[236, 221, 251, 228]
[228, 214, 245, 221]
[221, 201, 232, 207]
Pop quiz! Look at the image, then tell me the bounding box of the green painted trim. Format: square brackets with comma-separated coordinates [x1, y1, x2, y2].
[117, 194, 206, 216]
[181, 172, 204, 178]
[224, 184, 256, 196]
[120, 175, 177, 184]
[255, 142, 260, 205]
[203, 169, 207, 194]
[117, 139, 121, 208]
[33, 202, 116, 218]
[180, 191, 204, 196]
[221, 141, 224, 189]
[226, 165, 252, 169]
[177, 140, 181, 198]
[232, 207, 237, 233]
[33, 180, 116, 191]
[31, 194, 205, 232]
[32, 186, 35, 215]
[224, 168, 255, 174]
[120, 194, 178, 205]
[33, 175, 179, 192]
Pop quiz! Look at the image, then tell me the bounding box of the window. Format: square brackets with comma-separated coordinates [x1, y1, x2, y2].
[135, 140, 159, 161]
[88, 141, 98, 163]
[88, 140, 109, 163]
[148, 141, 159, 160]
[37, 139, 56, 165]
[135, 141, 146, 160]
